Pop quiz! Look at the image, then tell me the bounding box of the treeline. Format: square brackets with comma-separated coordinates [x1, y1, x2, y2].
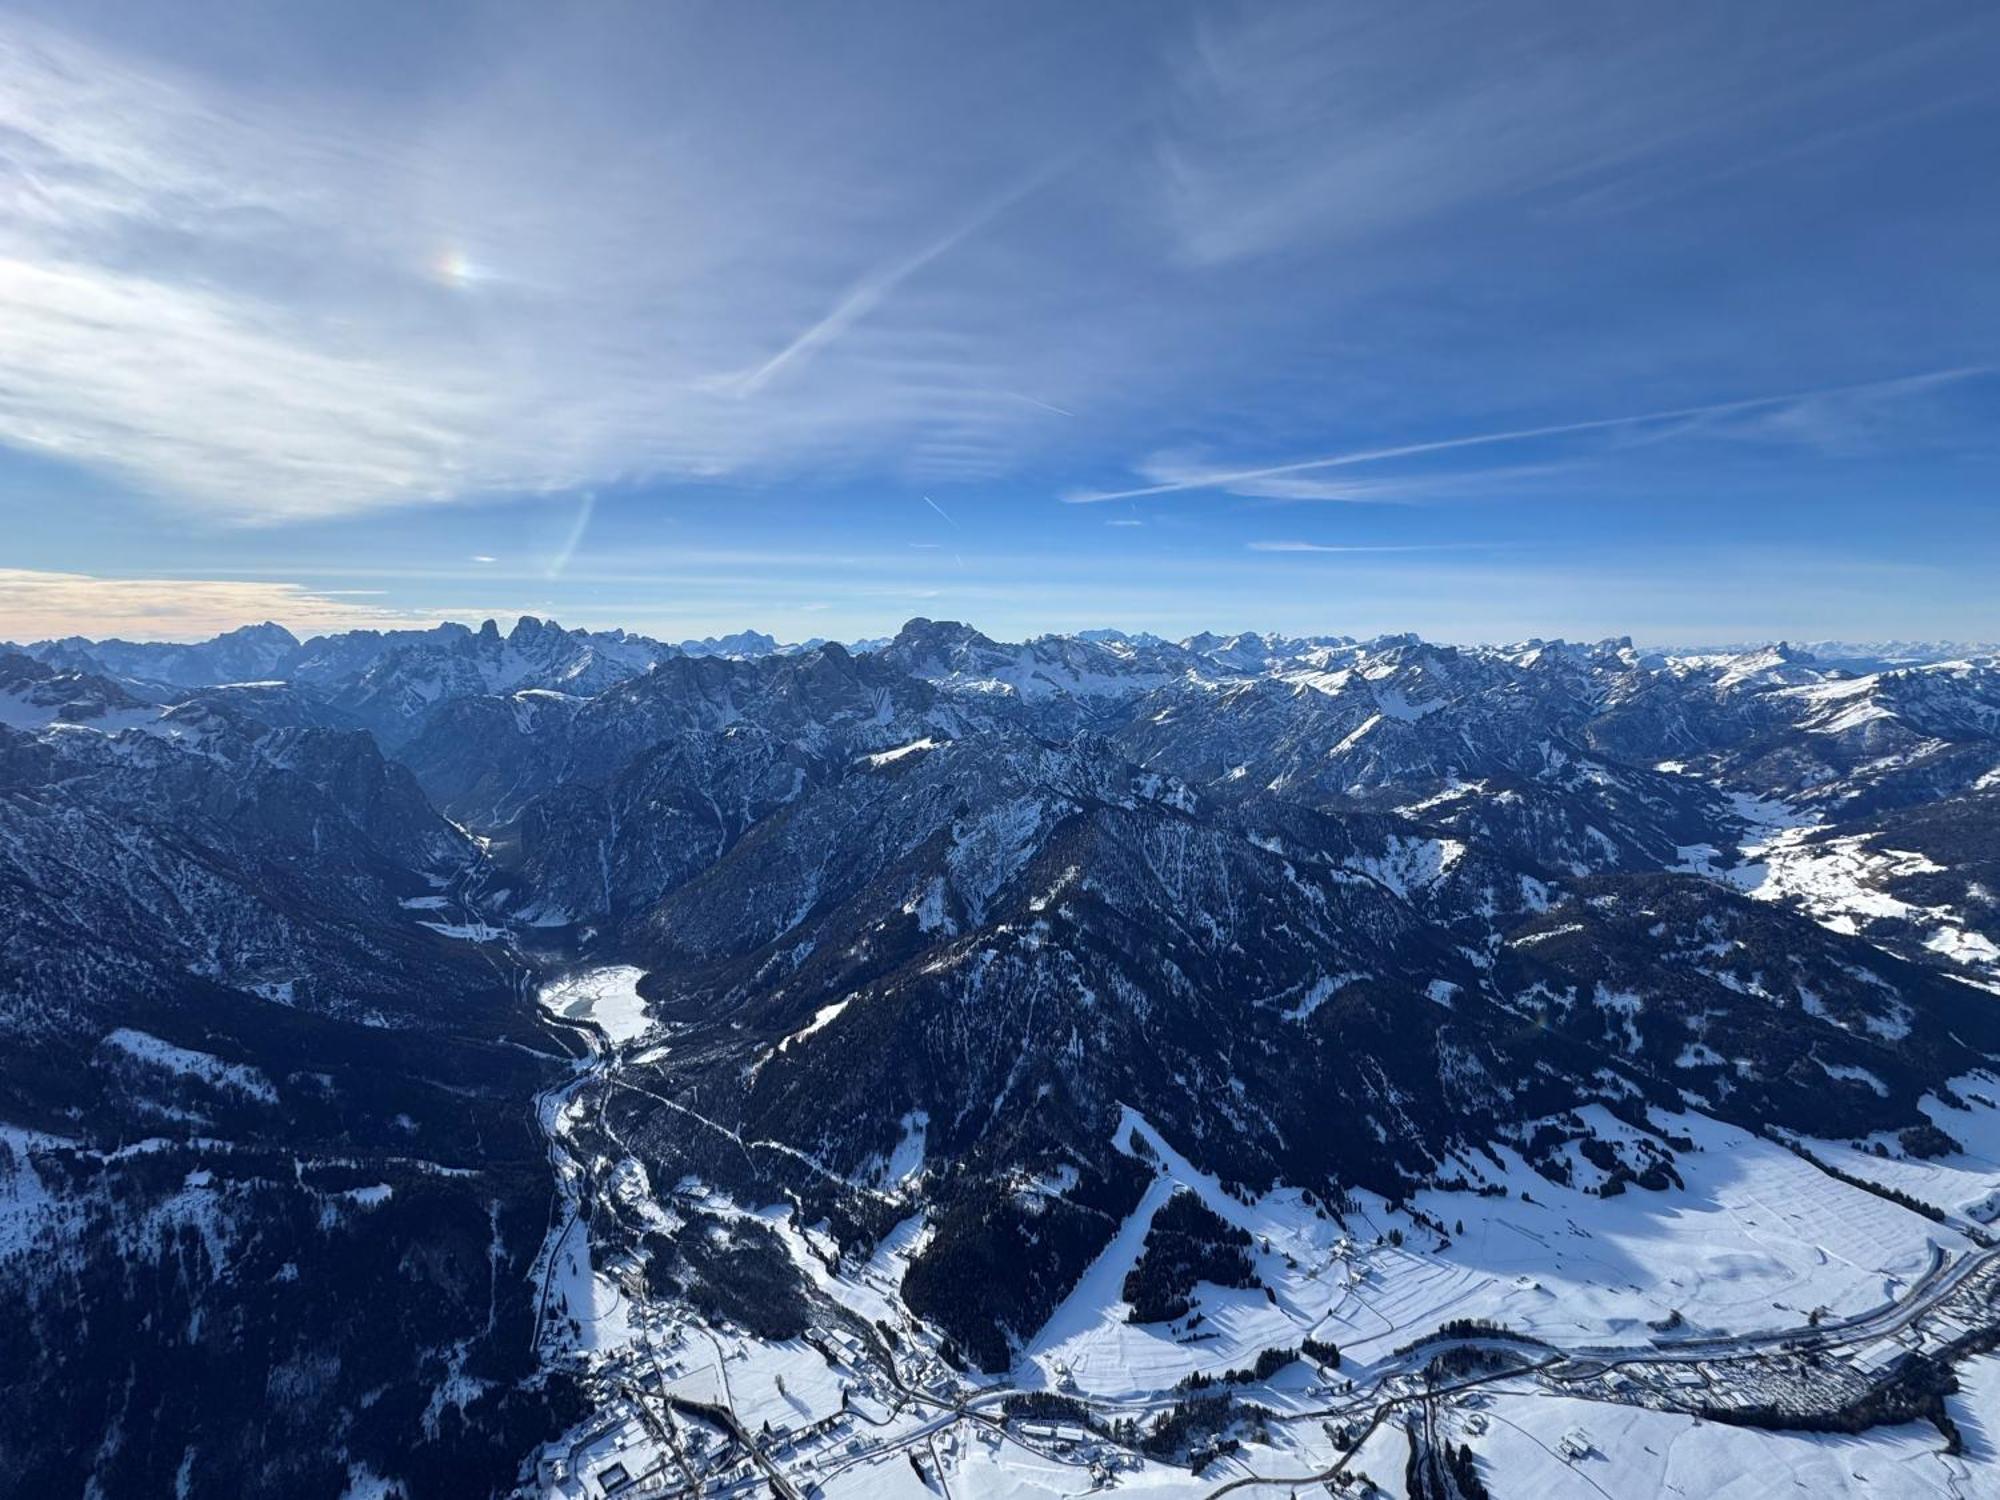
[1122, 1189, 1258, 1324]
[1137, 1394, 1273, 1461]
[1893, 1122, 1961, 1159]
[1774, 1137, 1960, 1228]
[1699, 1353, 1957, 1445]
[1392, 1318, 1541, 1357]
[1425, 1343, 1524, 1381]
[0, 1156, 584, 1500]
[1302, 1335, 1342, 1367]
[1180, 1345, 1297, 1389]
[648, 1212, 811, 1341]
[1407, 1434, 1491, 1500]
[905, 1155, 1151, 1369]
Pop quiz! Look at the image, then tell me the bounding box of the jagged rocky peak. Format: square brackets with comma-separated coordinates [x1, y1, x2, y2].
[1694, 639, 1833, 690]
[1076, 626, 1171, 647]
[500, 613, 558, 650]
[676, 627, 780, 657]
[23, 618, 305, 690]
[0, 648, 153, 728]
[231, 619, 302, 649]
[883, 615, 1003, 666]
[759, 637, 898, 710]
[1500, 635, 1639, 667]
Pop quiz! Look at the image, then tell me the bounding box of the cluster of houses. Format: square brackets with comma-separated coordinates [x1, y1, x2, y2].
[530, 1299, 996, 1498]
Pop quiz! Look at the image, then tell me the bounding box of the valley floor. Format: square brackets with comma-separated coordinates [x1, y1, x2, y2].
[514, 967, 2000, 1500]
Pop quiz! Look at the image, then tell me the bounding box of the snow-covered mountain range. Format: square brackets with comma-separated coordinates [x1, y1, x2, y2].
[5, 616, 2000, 1498]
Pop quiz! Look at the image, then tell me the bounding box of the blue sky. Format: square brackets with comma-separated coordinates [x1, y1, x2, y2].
[2, 0, 1997, 645]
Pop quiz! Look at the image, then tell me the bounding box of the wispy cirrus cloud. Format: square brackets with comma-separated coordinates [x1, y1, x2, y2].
[0, 14, 1125, 519]
[1151, 4, 1988, 266]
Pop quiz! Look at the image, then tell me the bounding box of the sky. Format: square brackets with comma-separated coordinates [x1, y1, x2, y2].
[2, 0, 1997, 647]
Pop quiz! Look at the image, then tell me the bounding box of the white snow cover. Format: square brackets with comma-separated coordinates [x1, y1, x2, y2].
[1279, 971, 1365, 1022]
[0, 691, 158, 734]
[1468, 1385, 1971, 1499]
[98, 1028, 278, 1104]
[779, 998, 851, 1052]
[1347, 834, 1466, 897]
[1009, 1104, 1956, 1405]
[1816, 1058, 1890, 1096]
[861, 736, 939, 766]
[1804, 1071, 2000, 1225]
[538, 965, 653, 1044]
[1719, 791, 1998, 979]
[419, 918, 508, 942]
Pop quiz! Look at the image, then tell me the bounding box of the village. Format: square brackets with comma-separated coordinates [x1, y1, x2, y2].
[527, 1295, 1155, 1499]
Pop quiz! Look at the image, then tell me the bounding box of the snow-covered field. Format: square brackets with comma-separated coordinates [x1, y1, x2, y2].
[1015, 1104, 1958, 1404]
[528, 1095, 2000, 1500]
[1805, 1071, 2000, 1225]
[1715, 790, 2000, 981]
[812, 1442, 1237, 1499]
[1468, 1383, 1993, 1499]
[528, 968, 665, 1375]
[1399, 1108, 1954, 1344]
[538, 966, 653, 1044]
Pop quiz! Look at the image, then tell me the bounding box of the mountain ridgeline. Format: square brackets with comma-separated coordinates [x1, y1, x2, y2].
[4, 615, 1999, 1492]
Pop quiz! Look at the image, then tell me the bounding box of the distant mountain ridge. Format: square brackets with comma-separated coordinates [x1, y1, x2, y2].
[14, 615, 1990, 691]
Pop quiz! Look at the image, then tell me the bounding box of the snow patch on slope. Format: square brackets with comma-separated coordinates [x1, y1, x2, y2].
[98, 1029, 278, 1104]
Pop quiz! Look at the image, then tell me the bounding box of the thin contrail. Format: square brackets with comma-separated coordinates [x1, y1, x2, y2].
[727, 156, 1079, 397]
[1062, 365, 1995, 504]
[1005, 391, 1077, 419]
[546, 492, 597, 577]
[1248, 540, 1506, 553]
